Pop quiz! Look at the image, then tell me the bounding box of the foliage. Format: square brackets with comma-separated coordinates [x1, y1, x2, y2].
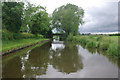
[30, 10, 52, 38]
[66, 35, 119, 58]
[36, 34, 44, 38]
[21, 2, 45, 32]
[2, 29, 24, 40]
[109, 33, 120, 36]
[2, 29, 14, 40]
[2, 2, 24, 33]
[52, 3, 84, 36]
[96, 42, 101, 48]
[2, 29, 44, 40]
[107, 44, 118, 56]
[100, 43, 109, 51]
[66, 33, 74, 41]
[2, 38, 48, 52]
[20, 32, 36, 39]
[79, 37, 88, 45]
[2, 2, 52, 39]
[86, 41, 96, 48]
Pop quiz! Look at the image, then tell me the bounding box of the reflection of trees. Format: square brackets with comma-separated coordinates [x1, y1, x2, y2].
[97, 49, 120, 69]
[80, 43, 96, 54]
[21, 42, 51, 77]
[86, 47, 97, 54]
[50, 43, 83, 74]
[2, 57, 23, 78]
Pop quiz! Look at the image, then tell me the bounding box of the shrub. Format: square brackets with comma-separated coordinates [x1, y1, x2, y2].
[2, 30, 39, 40]
[2, 30, 14, 40]
[13, 33, 22, 39]
[37, 34, 44, 38]
[107, 44, 118, 57]
[20, 32, 36, 39]
[73, 37, 78, 42]
[66, 33, 74, 41]
[86, 41, 96, 48]
[100, 43, 109, 51]
[96, 42, 101, 48]
[96, 36, 102, 41]
[80, 38, 88, 45]
[2, 30, 23, 40]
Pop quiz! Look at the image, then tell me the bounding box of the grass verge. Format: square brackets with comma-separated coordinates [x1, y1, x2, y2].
[67, 35, 119, 58]
[2, 38, 49, 53]
[2, 40, 50, 63]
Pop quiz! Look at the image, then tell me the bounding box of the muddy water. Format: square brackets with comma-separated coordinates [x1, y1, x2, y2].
[2, 41, 120, 78]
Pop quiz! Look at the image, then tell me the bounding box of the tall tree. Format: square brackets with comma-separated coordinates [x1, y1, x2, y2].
[52, 4, 84, 36]
[21, 2, 45, 32]
[30, 9, 52, 38]
[2, 2, 24, 33]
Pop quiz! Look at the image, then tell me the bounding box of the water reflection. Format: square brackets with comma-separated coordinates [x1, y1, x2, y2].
[21, 42, 51, 78]
[2, 56, 23, 78]
[2, 41, 120, 78]
[97, 49, 120, 68]
[50, 43, 83, 74]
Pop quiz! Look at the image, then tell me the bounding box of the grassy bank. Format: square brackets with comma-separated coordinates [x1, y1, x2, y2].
[2, 40, 50, 63]
[67, 35, 119, 58]
[2, 38, 49, 53]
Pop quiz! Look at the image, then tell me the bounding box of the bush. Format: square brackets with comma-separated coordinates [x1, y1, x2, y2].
[13, 33, 22, 39]
[21, 33, 44, 39]
[2, 30, 14, 40]
[96, 36, 102, 41]
[20, 32, 36, 39]
[96, 42, 101, 48]
[2, 30, 42, 40]
[100, 43, 109, 51]
[2, 30, 23, 40]
[66, 33, 74, 41]
[37, 34, 44, 38]
[107, 44, 118, 57]
[80, 38, 88, 45]
[86, 41, 96, 48]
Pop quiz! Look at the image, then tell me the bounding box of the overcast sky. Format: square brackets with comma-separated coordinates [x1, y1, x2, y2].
[29, 0, 119, 33]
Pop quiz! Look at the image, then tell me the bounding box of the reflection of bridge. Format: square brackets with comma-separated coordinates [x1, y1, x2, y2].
[52, 41, 64, 44]
[52, 33, 65, 41]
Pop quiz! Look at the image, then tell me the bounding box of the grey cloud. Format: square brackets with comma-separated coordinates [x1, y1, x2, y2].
[79, 2, 118, 33]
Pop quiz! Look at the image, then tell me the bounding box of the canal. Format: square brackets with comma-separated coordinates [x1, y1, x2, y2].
[2, 39, 120, 78]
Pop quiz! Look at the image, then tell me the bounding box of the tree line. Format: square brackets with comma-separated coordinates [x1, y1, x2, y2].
[2, 2, 52, 39]
[2, 1, 84, 40]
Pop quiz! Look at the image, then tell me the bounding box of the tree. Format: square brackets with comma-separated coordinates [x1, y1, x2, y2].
[20, 2, 45, 33]
[52, 4, 84, 36]
[2, 2, 24, 33]
[30, 9, 52, 38]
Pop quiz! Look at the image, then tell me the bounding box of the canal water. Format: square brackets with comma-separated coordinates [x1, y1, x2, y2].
[2, 40, 120, 78]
